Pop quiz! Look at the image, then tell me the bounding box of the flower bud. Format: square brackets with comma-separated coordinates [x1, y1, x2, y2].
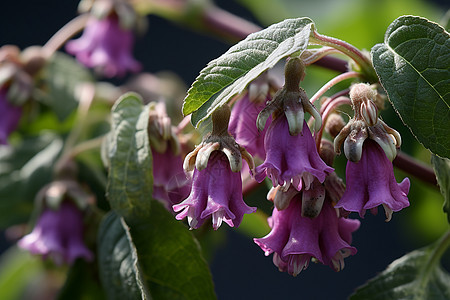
[284, 57, 305, 92]
[349, 83, 378, 126]
[21, 46, 47, 76]
[324, 113, 346, 138]
[301, 178, 325, 218]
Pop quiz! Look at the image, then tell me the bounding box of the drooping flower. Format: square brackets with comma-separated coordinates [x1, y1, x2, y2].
[173, 105, 256, 230]
[0, 89, 22, 144]
[334, 83, 401, 162]
[334, 83, 409, 220]
[18, 201, 93, 265]
[152, 145, 191, 207]
[147, 102, 191, 207]
[254, 193, 360, 276]
[173, 151, 256, 230]
[335, 140, 410, 221]
[254, 57, 331, 190]
[255, 117, 333, 191]
[66, 15, 140, 77]
[229, 72, 278, 159]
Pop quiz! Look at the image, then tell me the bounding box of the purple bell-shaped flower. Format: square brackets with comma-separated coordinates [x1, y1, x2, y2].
[18, 201, 93, 265]
[173, 105, 256, 230]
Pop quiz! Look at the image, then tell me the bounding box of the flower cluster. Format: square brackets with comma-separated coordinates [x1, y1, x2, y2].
[173, 58, 410, 276]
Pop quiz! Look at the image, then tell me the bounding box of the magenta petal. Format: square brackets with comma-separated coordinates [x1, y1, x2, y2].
[336, 140, 410, 218]
[229, 94, 270, 159]
[18, 202, 93, 264]
[254, 195, 359, 275]
[66, 16, 140, 77]
[173, 151, 255, 230]
[255, 116, 333, 188]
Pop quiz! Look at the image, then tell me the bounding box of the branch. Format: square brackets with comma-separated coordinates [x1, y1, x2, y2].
[393, 151, 438, 187]
[202, 5, 348, 73]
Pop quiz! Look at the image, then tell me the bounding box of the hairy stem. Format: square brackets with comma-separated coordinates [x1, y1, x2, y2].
[393, 152, 438, 186]
[55, 83, 95, 175]
[203, 5, 261, 41]
[43, 14, 89, 57]
[315, 96, 351, 150]
[310, 71, 361, 104]
[309, 31, 377, 81]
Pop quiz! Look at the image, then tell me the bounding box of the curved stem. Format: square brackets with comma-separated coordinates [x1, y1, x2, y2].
[309, 31, 377, 81]
[302, 47, 342, 67]
[319, 89, 350, 114]
[203, 5, 261, 42]
[393, 151, 438, 187]
[43, 14, 89, 58]
[55, 83, 95, 175]
[310, 71, 361, 104]
[176, 114, 192, 134]
[315, 96, 351, 150]
[67, 135, 105, 158]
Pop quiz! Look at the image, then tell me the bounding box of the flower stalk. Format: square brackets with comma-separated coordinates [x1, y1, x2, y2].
[309, 31, 378, 81]
[42, 14, 89, 58]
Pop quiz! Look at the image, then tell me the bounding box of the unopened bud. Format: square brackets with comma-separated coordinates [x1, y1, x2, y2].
[211, 105, 231, 136]
[361, 100, 378, 126]
[319, 139, 335, 167]
[301, 179, 325, 218]
[349, 83, 379, 126]
[325, 113, 346, 138]
[284, 57, 305, 92]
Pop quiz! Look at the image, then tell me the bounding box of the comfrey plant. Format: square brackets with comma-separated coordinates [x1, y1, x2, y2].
[0, 0, 449, 299]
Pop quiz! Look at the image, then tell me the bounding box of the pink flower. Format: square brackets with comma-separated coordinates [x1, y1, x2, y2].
[152, 146, 191, 207]
[66, 15, 140, 77]
[254, 196, 359, 276]
[18, 201, 93, 265]
[0, 89, 21, 145]
[335, 140, 410, 221]
[229, 93, 270, 159]
[173, 151, 256, 230]
[255, 116, 333, 190]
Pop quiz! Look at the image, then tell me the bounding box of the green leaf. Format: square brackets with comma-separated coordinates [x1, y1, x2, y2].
[351, 235, 450, 300]
[106, 92, 153, 222]
[0, 134, 63, 228]
[371, 15, 450, 158]
[129, 201, 216, 300]
[431, 155, 450, 223]
[0, 247, 43, 300]
[58, 259, 106, 300]
[183, 17, 315, 127]
[98, 205, 216, 300]
[36, 52, 93, 121]
[98, 212, 147, 300]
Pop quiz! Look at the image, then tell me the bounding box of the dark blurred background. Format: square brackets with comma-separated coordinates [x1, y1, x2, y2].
[0, 0, 449, 299]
